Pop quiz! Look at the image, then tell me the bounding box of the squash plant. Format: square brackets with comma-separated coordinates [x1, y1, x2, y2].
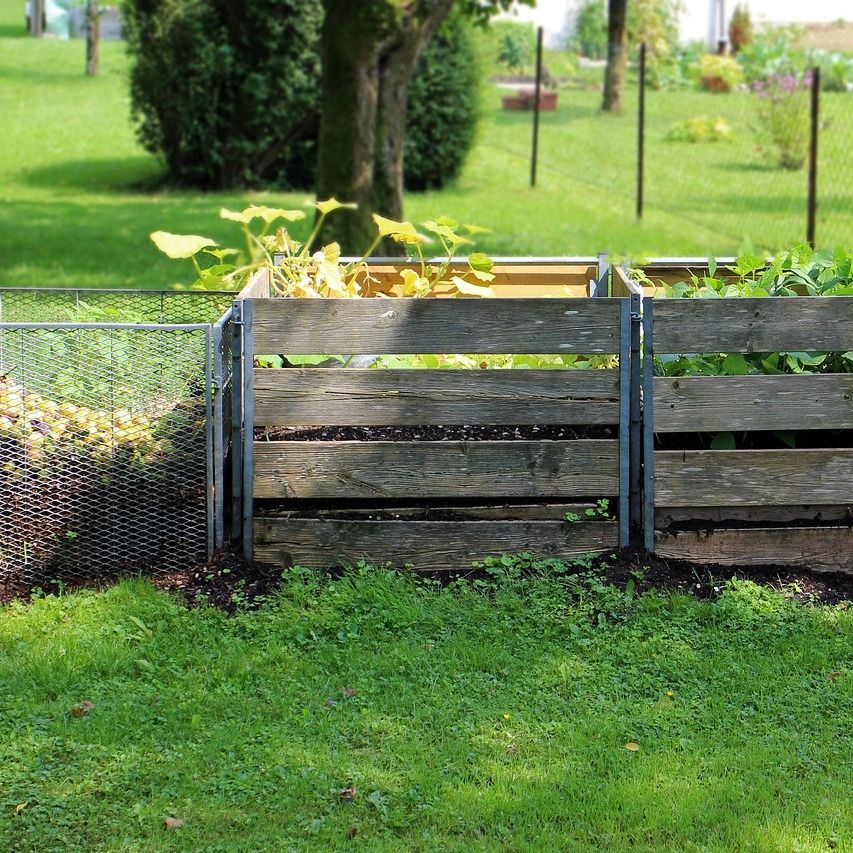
[150, 199, 495, 299]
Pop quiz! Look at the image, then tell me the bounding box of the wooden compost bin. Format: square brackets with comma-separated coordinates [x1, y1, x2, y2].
[644, 296, 853, 573]
[236, 267, 632, 572]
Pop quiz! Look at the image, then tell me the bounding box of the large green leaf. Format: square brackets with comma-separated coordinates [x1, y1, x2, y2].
[150, 231, 217, 259]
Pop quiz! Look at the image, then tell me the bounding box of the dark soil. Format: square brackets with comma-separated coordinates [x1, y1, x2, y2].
[257, 424, 615, 442]
[148, 545, 853, 614]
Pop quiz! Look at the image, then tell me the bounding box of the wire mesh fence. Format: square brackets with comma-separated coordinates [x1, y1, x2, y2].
[641, 43, 852, 251]
[0, 289, 233, 597]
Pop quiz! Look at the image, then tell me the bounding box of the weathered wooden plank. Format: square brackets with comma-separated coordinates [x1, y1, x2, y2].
[362, 263, 595, 297]
[236, 268, 270, 300]
[249, 297, 623, 355]
[253, 368, 620, 426]
[653, 374, 853, 432]
[253, 439, 620, 499]
[656, 504, 852, 527]
[654, 449, 853, 507]
[653, 297, 853, 353]
[654, 526, 853, 573]
[611, 266, 646, 299]
[254, 517, 618, 571]
[264, 503, 605, 521]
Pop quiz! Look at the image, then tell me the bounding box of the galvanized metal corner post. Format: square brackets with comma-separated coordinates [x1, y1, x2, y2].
[642, 300, 655, 551]
[807, 66, 820, 247]
[618, 299, 631, 547]
[530, 26, 544, 188]
[628, 289, 642, 535]
[203, 326, 215, 558]
[230, 302, 244, 543]
[595, 253, 610, 297]
[636, 42, 646, 221]
[240, 299, 255, 560]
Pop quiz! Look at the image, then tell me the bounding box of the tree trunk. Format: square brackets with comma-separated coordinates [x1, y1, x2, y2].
[602, 0, 628, 113]
[86, 0, 99, 76]
[315, 0, 453, 253]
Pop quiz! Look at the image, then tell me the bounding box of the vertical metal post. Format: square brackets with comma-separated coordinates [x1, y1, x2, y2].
[240, 299, 255, 560]
[595, 252, 610, 297]
[530, 26, 544, 188]
[629, 289, 642, 535]
[636, 42, 646, 221]
[211, 315, 227, 549]
[231, 302, 244, 542]
[807, 66, 820, 248]
[642, 300, 655, 551]
[618, 299, 631, 548]
[203, 326, 215, 558]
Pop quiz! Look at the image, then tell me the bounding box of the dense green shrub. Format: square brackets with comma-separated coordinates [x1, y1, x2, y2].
[404, 11, 480, 192]
[121, 0, 322, 190]
[122, 0, 478, 192]
[572, 0, 607, 60]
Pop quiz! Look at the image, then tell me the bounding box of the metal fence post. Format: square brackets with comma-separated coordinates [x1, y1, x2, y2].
[530, 25, 544, 188]
[807, 66, 820, 247]
[629, 289, 642, 535]
[231, 302, 244, 543]
[240, 299, 254, 560]
[642, 299, 655, 551]
[636, 42, 646, 221]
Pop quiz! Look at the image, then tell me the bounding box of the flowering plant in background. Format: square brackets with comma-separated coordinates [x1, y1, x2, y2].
[751, 71, 811, 170]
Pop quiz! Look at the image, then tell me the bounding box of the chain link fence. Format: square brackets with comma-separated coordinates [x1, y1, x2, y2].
[641, 41, 853, 251]
[0, 289, 233, 597]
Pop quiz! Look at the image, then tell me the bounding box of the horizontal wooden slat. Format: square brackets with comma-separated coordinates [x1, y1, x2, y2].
[653, 297, 853, 353]
[249, 297, 623, 355]
[265, 503, 604, 521]
[653, 374, 853, 432]
[654, 449, 853, 507]
[254, 439, 619, 499]
[654, 527, 853, 573]
[253, 368, 620, 426]
[656, 504, 852, 527]
[254, 517, 618, 571]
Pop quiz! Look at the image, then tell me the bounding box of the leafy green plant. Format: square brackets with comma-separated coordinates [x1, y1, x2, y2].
[496, 22, 534, 75]
[150, 200, 496, 299]
[571, 0, 607, 60]
[664, 115, 733, 143]
[638, 244, 853, 381]
[564, 499, 611, 522]
[697, 54, 744, 91]
[728, 4, 752, 55]
[751, 71, 812, 170]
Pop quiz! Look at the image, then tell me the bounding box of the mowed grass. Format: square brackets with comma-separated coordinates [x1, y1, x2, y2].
[2, 0, 850, 288]
[1, 568, 852, 851]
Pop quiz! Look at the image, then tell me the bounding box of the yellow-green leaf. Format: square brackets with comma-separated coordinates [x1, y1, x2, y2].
[219, 207, 252, 223]
[316, 197, 357, 216]
[451, 276, 494, 298]
[150, 231, 217, 259]
[624, 741, 640, 752]
[468, 252, 494, 274]
[243, 205, 305, 223]
[373, 214, 422, 242]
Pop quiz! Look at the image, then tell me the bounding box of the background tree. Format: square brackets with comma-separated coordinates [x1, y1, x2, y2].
[602, 0, 628, 112]
[316, 0, 529, 251]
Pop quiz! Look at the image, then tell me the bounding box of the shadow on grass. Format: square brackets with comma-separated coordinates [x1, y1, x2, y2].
[22, 157, 164, 193]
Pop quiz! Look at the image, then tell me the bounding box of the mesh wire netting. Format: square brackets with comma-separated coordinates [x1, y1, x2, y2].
[0, 289, 233, 596]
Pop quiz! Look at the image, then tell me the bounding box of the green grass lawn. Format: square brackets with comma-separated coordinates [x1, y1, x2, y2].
[2, 0, 850, 288]
[1, 568, 852, 851]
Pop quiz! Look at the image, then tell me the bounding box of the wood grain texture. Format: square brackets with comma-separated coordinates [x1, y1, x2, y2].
[656, 504, 852, 526]
[236, 268, 270, 300]
[361, 263, 594, 298]
[654, 527, 853, 573]
[249, 297, 623, 355]
[611, 266, 646, 299]
[653, 297, 853, 353]
[254, 517, 618, 571]
[265, 503, 605, 521]
[253, 368, 621, 426]
[653, 374, 853, 432]
[654, 449, 853, 506]
[253, 439, 620, 499]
